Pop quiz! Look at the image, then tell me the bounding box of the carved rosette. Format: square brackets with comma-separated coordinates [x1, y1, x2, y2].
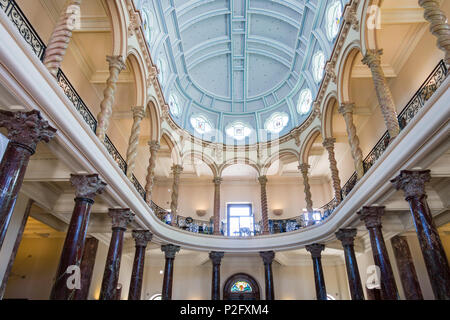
[126, 106, 146, 178]
[306, 243, 325, 259]
[391, 170, 431, 200]
[0, 110, 57, 153]
[161, 244, 180, 259]
[298, 163, 313, 213]
[132, 230, 152, 248]
[145, 141, 160, 204]
[335, 228, 357, 247]
[260, 251, 275, 265]
[209, 251, 224, 265]
[170, 165, 183, 224]
[70, 174, 106, 201]
[43, 0, 82, 77]
[108, 208, 134, 230]
[358, 206, 385, 229]
[362, 49, 400, 139]
[96, 55, 126, 142]
[322, 138, 342, 202]
[338, 103, 364, 178]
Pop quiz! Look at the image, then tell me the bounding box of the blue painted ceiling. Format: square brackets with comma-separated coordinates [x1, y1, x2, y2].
[134, 0, 348, 144]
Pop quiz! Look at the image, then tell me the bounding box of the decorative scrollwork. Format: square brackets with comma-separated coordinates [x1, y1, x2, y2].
[103, 135, 127, 174]
[131, 174, 146, 201]
[341, 172, 358, 199]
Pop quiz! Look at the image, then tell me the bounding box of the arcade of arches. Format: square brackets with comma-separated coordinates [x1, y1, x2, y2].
[0, 0, 449, 301]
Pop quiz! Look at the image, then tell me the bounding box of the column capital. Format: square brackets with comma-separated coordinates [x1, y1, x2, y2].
[335, 228, 357, 246]
[209, 251, 224, 265]
[260, 251, 275, 265]
[0, 110, 56, 153]
[106, 55, 126, 71]
[390, 170, 431, 199]
[171, 164, 183, 175]
[213, 176, 223, 185]
[131, 106, 145, 119]
[338, 103, 355, 115]
[258, 175, 268, 185]
[358, 206, 385, 229]
[108, 208, 134, 230]
[322, 137, 336, 150]
[148, 140, 161, 152]
[161, 244, 180, 259]
[298, 163, 310, 174]
[362, 49, 383, 68]
[70, 174, 106, 200]
[306, 243, 325, 259]
[132, 230, 152, 247]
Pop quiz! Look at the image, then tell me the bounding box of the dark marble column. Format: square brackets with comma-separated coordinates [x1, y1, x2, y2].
[73, 237, 99, 300]
[358, 206, 399, 300]
[128, 230, 152, 300]
[0, 110, 56, 249]
[50, 174, 106, 300]
[336, 229, 365, 300]
[99, 209, 134, 300]
[209, 251, 224, 300]
[306, 244, 327, 300]
[366, 288, 382, 300]
[260, 251, 275, 300]
[161, 244, 180, 300]
[391, 170, 450, 300]
[390, 235, 423, 300]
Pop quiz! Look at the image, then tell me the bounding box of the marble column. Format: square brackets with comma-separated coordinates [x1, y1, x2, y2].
[212, 177, 222, 235]
[322, 138, 342, 202]
[73, 237, 99, 300]
[161, 244, 180, 300]
[338, 103, 364, 178]
[170, 165, 183, 226]
[126, 106, 146, 179]
[391, 170, 450, 299]
[209, 251, 224, 300]
[96, 55, 126, 142]
[258, 175, 270, 235]
[42, 0, 82, 77]
[418, 0, 450, 67]
[298, 164, 313, 213]
[99, 209, 134, 300]
[390, 235, 423, 300]
[362, 49, 400, 139]
[0, 110, 56, 249]
[144, 140, 160, 204]
[305, 243, 327, 300]
[50, 174, 106, 300]
[335, 229, 365, 300]
[260, 251, 275, 300]
[128, 230, 152, 300]
[358, 206, 399, 300]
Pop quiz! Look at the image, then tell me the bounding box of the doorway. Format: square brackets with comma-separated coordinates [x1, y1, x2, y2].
[223, 273, 260, 300]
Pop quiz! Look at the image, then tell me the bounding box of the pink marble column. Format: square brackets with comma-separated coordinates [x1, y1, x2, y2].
[128, 230, 152, 300]
[0, 110, 56, 249]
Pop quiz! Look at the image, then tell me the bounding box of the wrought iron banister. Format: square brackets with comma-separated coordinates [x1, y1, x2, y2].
[131, 174, 146, 201]
[103, 135, 127, 175]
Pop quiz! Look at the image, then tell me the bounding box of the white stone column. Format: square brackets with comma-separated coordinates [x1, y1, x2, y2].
[212, 177, 222, 235]
[144, 141, 160, 204]
[322, 138, 342, 202]
[126, 106, 145, 178]
[258, 175, 270, 235]
[298, 163, 313, 213]
[170, 165, 183, 226]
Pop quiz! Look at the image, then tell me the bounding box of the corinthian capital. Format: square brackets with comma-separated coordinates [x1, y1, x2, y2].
[70, 174, 106, 200]
[209, 251, 224, 265]
[362, 49, 383, 68]
[258, 175, 268, 186]
[132, 230, 152, 247]
[260, 251, 275, 265]
[298, 163, 310, 175]
[305, 243, 325, 259]
[335, 228, 357, 247]
[358, 206, 385, 229]
[171, 164, 183, 175]
[322, 137, 336, 150]
[338, 103, 355, 115]
[106, 55, 126, 71]
[161, 244, 180, 259]
[108, 208, 134, 230]
[131, 106, 145, 119]
[213, 176, 223, 185]
[148, 140, 161, 152]
[391, 170, 431, 200]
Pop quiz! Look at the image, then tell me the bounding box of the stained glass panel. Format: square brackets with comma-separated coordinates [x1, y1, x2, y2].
[231, 281, 253, 293]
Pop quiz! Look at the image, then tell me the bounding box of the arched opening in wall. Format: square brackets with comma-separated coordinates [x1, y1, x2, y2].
[223, 273, 260, 300]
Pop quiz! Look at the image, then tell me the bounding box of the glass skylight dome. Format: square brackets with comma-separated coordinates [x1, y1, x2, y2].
[134, 0, 348, 144]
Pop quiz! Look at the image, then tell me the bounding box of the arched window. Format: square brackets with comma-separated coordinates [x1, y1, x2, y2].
[157, 58, 167, 86]
[297, 89, 313, 114]
[190, 114, 213, 134]
[264, 112, 289, 134]
[225, 121, 252, 140]
[312, 51, 326, 82]
[149, 293, 162, 300]
[326, 1, 342, 40]
[168, 93, 181, 117]
[231, 281, 253, 293]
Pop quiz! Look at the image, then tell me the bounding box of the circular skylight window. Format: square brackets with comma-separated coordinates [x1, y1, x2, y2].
[312, 51, 326, 83]
[156, 58, 166, 86]
[297, 89, 313, 115]
[190, 114, 213, 134]
[168, 93, 181, 117]
[326, 1, 342, 40]
[265, 112, 289, 134]
[225, 121, 252, 140]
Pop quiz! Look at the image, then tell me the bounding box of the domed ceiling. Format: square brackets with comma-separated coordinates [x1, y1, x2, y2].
[134, 0, 348, 144]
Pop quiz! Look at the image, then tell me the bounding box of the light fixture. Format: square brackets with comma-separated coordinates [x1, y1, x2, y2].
[196, 209, 206, 217]
[273, 209, 283, 216]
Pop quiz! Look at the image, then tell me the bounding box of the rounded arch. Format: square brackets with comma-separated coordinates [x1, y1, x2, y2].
[261, 149, 300, 175]
[104, 0, 128, 57]
[321, 91, 339, 139]
[337, 42, 362, 104]
[360, 0, 381, 55]
[181, 151, 219, 177]
[161, 130, 182, 165]
[219, 158, 261, 177]
[126, 49, 147, 108]
[299, 126, 322, 164]
[223, 273, 261, 300]
[146, 97, 161, 141]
